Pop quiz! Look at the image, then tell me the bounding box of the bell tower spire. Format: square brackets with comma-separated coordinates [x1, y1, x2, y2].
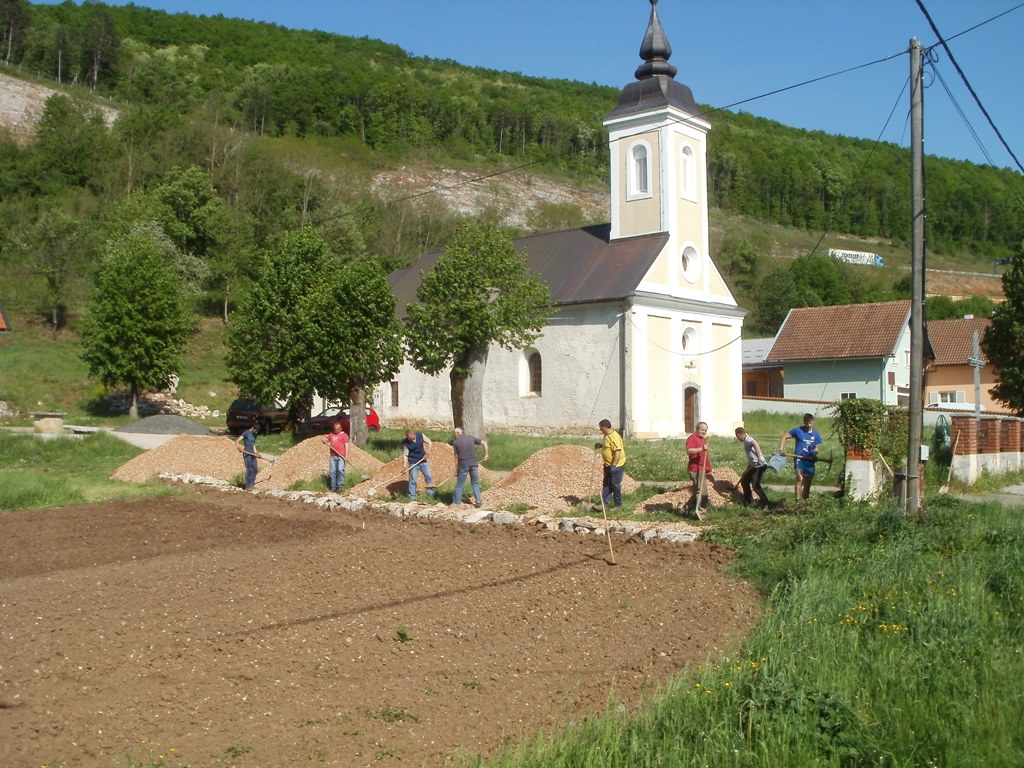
[635, 0, 677, 80]
[603, 0, 712, 260]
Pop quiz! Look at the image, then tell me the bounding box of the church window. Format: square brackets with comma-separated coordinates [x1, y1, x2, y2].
[528, 351, 542, 394]
[520, 348, 543, 396]
[628, 141, 652, 199]
[680, 144, 696, 200]
[680, 245, 701, 283]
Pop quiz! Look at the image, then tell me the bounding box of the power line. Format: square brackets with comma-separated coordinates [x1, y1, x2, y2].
[916, 0, 1024, 174]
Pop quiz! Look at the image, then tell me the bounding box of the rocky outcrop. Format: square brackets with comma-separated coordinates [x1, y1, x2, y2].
[0, 71, 118, 144]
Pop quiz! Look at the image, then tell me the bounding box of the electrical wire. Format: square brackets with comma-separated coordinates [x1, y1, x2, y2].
[916, 0, 1024, 174]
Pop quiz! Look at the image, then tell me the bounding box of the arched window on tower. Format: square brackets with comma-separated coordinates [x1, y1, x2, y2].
[680, 144, 696, 200]
[628, 142, 651, 199]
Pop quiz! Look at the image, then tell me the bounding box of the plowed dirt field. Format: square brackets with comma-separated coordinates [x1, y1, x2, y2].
[0, 487, 761, 768]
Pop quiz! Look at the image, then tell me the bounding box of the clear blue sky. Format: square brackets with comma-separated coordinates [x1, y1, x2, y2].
[59, 0, 1024, 170]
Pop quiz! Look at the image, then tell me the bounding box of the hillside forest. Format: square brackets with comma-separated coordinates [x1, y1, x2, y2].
[0, 0, 1022, 338]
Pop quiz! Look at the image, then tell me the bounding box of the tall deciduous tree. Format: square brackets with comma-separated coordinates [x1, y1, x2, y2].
[403, 222, 551, 437]
[228, 228, 403, 443]
[302, 258, 404, 446]
[982, 246, 1024, 415]
[12, 206, 92, 331]
[79, 224, 194, 417]
[227, 228, 331, 426]
[0, 0, 28, 65]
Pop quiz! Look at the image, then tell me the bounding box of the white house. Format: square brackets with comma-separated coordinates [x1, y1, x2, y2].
[379, 0, 745, 437]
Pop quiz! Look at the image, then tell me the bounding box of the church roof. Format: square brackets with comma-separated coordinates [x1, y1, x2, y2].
[388, 224, 668, 314]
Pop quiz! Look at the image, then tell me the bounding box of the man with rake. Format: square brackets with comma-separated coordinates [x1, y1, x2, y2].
[686, 421, 712, 518]
[323, 420, 350, 492]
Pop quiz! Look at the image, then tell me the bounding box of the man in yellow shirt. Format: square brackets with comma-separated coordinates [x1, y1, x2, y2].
[598, 418, 626, 508]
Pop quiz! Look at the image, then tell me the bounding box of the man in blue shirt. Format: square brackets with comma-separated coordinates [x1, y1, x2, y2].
[235, 422, 263, 491]
[779, 413, 822, 501]
[402, 429, 435, 499]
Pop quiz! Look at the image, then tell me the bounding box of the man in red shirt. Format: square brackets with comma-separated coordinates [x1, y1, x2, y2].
[323, 420, 350, 492]
[685, 421, 711, 518]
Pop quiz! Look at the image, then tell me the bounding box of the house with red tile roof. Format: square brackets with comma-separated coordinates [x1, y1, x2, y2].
[383, 4, 745, 437]
[924, 317, 1001, 411]
[765, 301, 915, 405]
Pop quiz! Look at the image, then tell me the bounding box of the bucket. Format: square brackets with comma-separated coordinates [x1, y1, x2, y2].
[766, 453, 787, 473]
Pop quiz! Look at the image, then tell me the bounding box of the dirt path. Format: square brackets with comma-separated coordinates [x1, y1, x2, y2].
[0, 488, 761, 768]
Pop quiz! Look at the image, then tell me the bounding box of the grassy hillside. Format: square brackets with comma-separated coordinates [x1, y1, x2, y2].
[0, 317, 237, 425]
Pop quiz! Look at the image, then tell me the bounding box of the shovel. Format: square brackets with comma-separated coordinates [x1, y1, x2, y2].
[368, 458, 424, 496]
[939, 430, 960, 495]
[693, 447, 709, 521]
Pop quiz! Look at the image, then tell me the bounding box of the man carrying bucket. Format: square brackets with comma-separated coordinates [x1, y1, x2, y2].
[734, 427, 769, 506]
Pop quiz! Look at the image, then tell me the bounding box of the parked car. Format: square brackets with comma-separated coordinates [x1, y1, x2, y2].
[302, 406, 381, 434]
[226, 398, 290, 435]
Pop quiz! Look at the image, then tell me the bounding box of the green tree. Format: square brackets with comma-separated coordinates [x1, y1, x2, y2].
[80, 1, 118, 90]
[982, 247, 1024, 414]
[716, 236, 763, 304]
[228, 228, 403, 443]
[403, 222, 551, 437]
[10, 206, 92, 331]
[302, 258, 404, 446]
[79, 224, 194, 417]
[226, 228, 335, 426]
[32, 94, 117, 193]
[0, 0, 28, 65]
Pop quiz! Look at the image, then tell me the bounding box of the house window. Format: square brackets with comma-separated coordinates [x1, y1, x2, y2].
[528, 351, 542, 395]
[840, 392, 857, 400]
[931, 390, 965, 404]
[887, 371, 896, 389]
[680, 144, 696, 200]
[680, 245, 701, 283]
[390, 381, 399, 407]
[628, 141, 651, 199]
[746, 380, 758, 396]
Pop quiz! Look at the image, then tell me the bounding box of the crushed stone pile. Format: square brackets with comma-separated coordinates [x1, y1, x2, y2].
[111, 435, 242, 483]
[350, 443, 495, 499]
[113, 414, 211, 435]
[260, 436, 384, 490]
[636, 466, 745, 513]
[481, 444, 640, 514]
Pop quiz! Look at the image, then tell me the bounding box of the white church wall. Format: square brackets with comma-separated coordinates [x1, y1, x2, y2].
[383, 304, 624, 435]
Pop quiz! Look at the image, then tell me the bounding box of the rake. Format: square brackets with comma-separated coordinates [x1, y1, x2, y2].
[368, 458, 424, 497]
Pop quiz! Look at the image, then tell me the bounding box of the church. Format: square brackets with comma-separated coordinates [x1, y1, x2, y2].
[381, 0, 745, 437]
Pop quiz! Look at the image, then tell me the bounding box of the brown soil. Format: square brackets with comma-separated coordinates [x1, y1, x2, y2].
[0, 487, 761, 768]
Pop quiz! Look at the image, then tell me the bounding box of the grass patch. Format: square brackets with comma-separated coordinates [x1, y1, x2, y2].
[473, 495, 1024, 767]
[0, 431, 176, 511]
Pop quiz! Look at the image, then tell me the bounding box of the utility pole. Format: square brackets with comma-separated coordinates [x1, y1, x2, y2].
[907, 38, 925, 515]
[968, 329, 985, 429]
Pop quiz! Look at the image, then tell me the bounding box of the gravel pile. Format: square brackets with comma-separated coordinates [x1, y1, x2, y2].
[112, 435, 242, 482]
[113, 414, 212, 435]
[111, 433, 385, 489]
[350, 443, 495, 499]
[481, 444, 640, 514]
[635, 466, 744, 513]
[261, 436, 384, 490]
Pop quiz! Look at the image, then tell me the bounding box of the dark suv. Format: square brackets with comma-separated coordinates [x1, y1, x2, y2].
[226, 398, 290, 435]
